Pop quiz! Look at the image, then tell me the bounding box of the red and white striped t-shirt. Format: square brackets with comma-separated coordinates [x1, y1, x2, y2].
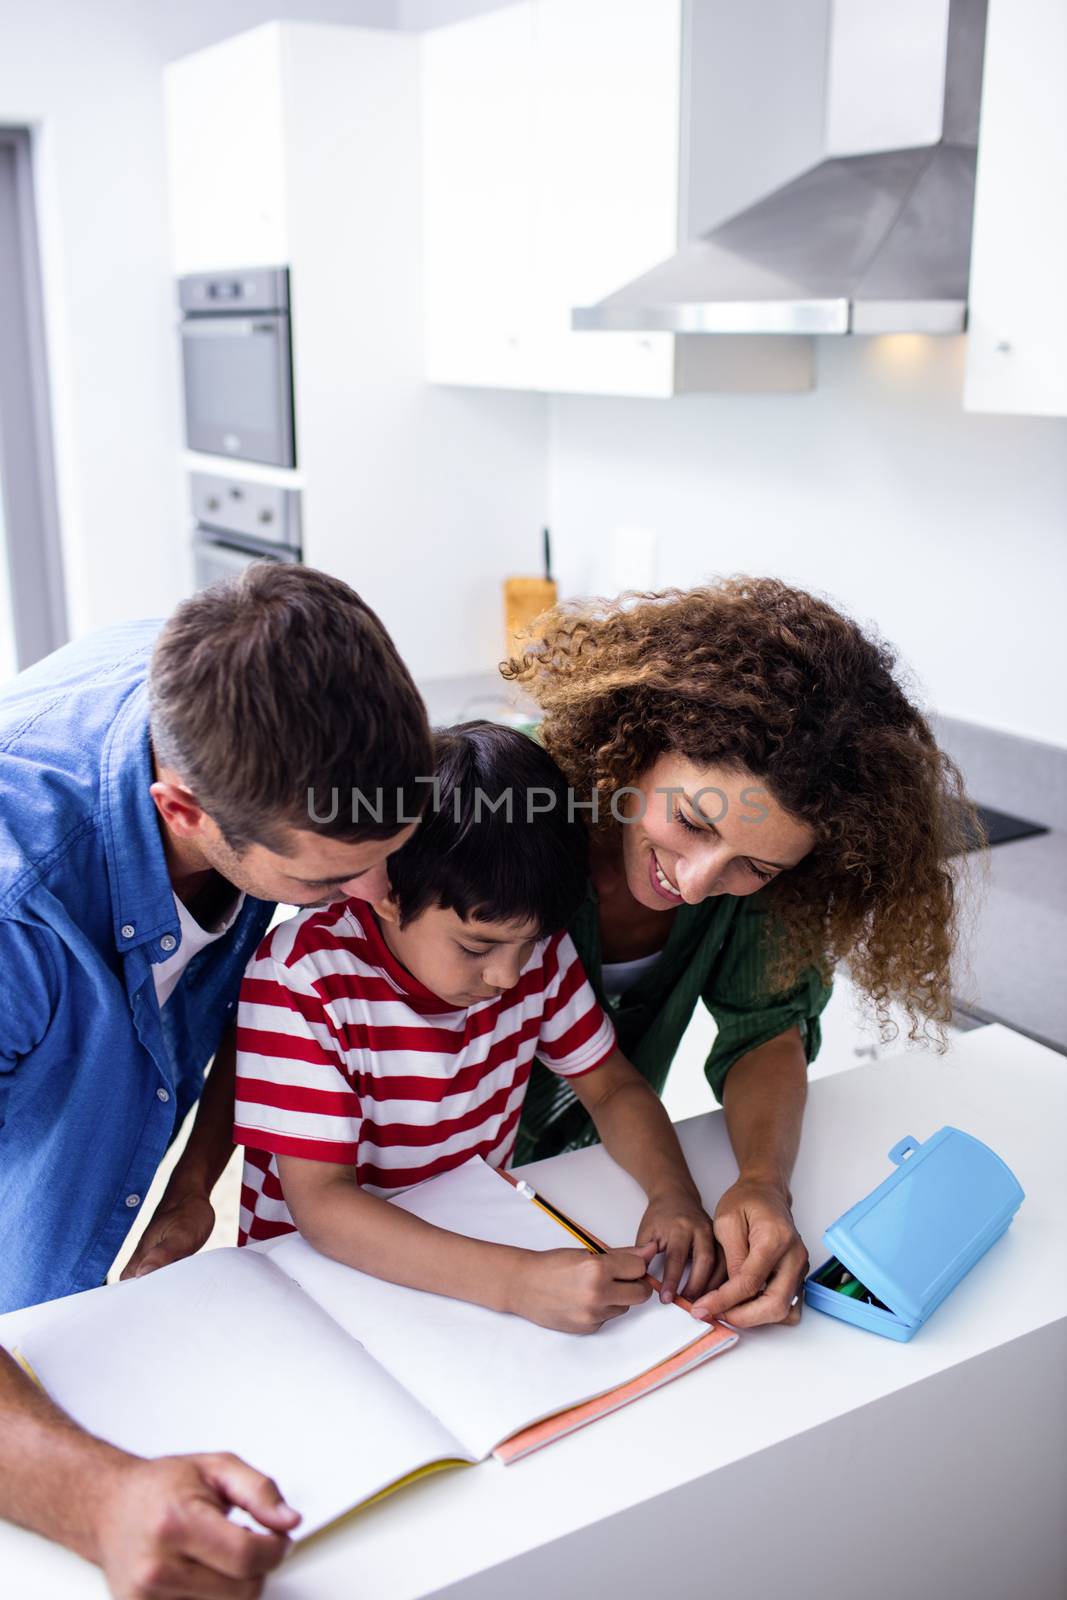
[233, 898, 615, 1246]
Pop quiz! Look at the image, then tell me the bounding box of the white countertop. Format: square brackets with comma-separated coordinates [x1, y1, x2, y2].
[2, 1022, 1064, 1599]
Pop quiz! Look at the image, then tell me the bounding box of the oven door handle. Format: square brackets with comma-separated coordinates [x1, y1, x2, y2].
[194, 539, 293, 584]
[180, 315, 286, 340]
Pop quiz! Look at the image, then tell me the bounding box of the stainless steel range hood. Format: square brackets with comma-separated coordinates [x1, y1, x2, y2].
[574, 0, 988, 337]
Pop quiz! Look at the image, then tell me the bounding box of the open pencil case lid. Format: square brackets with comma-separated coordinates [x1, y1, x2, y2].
[804, 1126, 1025, 1342]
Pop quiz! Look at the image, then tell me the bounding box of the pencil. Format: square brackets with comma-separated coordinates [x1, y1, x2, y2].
[521, 1186, 605, 1254]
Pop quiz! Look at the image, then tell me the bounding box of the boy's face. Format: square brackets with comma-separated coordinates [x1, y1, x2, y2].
[373, 898, 541, 1009]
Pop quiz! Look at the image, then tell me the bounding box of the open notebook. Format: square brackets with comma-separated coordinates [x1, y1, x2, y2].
[20, 1158, 736, 1540]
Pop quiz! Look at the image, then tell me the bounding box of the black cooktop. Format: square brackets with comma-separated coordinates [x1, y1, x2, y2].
[953, 801, 1049, 854]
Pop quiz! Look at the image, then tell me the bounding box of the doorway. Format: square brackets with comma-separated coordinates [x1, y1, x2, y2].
[0, 128, 68, 676]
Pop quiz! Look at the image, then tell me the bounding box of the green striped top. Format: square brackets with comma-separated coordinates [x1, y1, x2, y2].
[513, 884, 833, 1166]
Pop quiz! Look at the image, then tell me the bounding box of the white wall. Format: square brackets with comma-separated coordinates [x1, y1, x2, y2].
[548, 337, 1067, 747]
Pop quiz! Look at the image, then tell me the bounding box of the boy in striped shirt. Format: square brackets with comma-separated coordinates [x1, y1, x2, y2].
[234, 723, 715, 1334]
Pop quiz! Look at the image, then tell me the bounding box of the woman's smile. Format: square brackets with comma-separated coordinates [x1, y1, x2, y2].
[616, 755, 816, 914]
[648, 847, 683, 902]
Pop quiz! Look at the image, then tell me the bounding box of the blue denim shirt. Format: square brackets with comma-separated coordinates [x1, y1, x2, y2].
[0, 622, 274, 1311]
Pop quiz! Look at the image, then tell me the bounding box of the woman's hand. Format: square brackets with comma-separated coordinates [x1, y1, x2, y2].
[687, 1177, 809, 1328]
[636, 1185, 718, 1304]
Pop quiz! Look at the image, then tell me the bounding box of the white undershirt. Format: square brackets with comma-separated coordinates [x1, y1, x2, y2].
[152, 889, 246, 1008]
[600, 949, 662, 1001]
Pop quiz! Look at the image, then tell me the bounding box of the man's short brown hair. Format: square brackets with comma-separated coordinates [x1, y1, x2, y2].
[149, 563, 432, 850]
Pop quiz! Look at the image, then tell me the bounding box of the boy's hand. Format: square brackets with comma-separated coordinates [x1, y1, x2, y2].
[507, 1241, 657, 1334]
[636, 1185, 717, 1305]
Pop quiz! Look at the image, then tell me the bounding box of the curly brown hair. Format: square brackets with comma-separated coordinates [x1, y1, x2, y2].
[502, 577, 977, 1048]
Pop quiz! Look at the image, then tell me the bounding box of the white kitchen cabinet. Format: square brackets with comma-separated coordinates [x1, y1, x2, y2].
[164, 22, 550, 681]
[164, 27, 289, 276]
[422, 3, 538, 390]
[422, 0, 811, 397]
[964, 0, 1067, 416]
[529, 0, 681, 396]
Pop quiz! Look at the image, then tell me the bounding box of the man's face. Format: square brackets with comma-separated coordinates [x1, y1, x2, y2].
[149, 766, 420, 906]
[373, 899, 541, 1009]
[203, 819, 420, 907]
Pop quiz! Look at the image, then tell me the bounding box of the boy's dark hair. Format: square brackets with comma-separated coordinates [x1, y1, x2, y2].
[149, 562, 433, 851]
[387, 721, 589, 937]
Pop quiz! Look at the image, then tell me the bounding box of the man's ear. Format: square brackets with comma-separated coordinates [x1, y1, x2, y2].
[149, 776, 207, 840]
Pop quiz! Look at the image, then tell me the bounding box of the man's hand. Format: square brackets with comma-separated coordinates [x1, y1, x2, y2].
[121, 1028, 240, 1281]
[507, 1241, 657, 1334]
[636, 1184, 717, 1305]
[121, 1190, 215, 1281]
[0, 1347, 300, 1599]
[90, 1451, 300, 1600]
[688, 1177, 809, 1328]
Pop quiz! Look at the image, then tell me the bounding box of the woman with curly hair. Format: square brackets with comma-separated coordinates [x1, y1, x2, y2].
[504, 576, 971, 1331]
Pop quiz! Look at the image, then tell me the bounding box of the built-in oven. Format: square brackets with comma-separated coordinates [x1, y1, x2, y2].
[190, 470, 302, 591]
[179, 267, 296, 468]
[193, 537, 300, 588]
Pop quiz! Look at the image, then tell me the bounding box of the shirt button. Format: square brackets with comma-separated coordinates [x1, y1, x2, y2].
[156, 1087, 170, 1103]
[160, 934, 177, 953]
[125, 1193, 141, 1209]
[121, 923, 136, 940]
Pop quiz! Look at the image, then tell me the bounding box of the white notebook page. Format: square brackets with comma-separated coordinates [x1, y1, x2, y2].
[267, 1157, 715, 1460]
[21, 1246, 467, 1539]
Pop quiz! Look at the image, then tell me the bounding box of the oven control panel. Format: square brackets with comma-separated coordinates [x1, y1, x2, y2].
[189, 471, 301, 551]
[179, 267, 289, 315]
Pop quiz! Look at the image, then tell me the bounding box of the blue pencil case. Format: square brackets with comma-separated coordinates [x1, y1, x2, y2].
[804, 1126, 1024, 1341]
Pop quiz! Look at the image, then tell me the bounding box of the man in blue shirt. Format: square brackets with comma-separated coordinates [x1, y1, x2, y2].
[0, 564, 431, 1597]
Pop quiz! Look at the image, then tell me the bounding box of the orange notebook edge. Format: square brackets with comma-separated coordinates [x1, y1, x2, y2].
[492, 1166, 739, 1467]
[492, 1320, 738, 1465]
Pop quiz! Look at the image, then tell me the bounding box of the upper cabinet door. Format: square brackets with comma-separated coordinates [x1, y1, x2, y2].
[420, 0, 810, 397]
[164, 26, 289, 275]
[530, 0, 681, 396]
[964, 0, 1067, 416]
[422, 3, 538, 390]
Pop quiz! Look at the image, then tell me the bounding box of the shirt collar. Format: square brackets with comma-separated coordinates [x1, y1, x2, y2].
[100, 681, 179, 953]
[172, 885, 246, 940]
[581, 871, 711, 978]
[341, 898, 459, 1012]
